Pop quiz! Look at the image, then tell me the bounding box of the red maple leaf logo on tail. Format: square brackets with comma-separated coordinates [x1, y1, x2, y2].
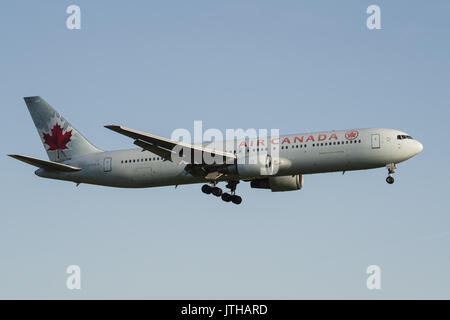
[43, 124, 72, 150]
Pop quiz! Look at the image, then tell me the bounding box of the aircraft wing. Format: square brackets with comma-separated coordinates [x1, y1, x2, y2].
[8, 154, 82, 172]
[105, 125, 236, 165]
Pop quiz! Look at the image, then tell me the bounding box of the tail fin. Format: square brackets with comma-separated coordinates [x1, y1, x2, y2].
[24, 96, 102, 162]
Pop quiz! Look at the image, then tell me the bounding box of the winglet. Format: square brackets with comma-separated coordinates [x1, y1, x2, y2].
[104, 125, 127, 136]
[104, 125, 121, 130]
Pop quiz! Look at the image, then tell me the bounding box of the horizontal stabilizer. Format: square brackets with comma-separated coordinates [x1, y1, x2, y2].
[8, 154, 82, 172]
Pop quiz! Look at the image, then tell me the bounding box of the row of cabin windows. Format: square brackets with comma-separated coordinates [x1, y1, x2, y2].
[232, 139, 362, 153]
[311, 139, 361, 147]
[281, 144, 307, 150]
[280, 139, 362, 149]
[121, 157, 162, 164]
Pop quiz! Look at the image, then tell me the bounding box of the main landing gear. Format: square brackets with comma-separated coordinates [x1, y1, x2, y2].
[386, 163, 397, 184]
[201, 184, 222, 196]
[201, 181, 242, 205]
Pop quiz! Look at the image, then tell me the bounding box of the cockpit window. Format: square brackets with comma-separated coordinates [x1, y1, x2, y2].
[397, 135, 413, 140]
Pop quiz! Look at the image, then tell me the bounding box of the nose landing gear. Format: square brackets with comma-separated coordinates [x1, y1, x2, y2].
[386, 176, 395, 184]
[386, 163, 397, 184]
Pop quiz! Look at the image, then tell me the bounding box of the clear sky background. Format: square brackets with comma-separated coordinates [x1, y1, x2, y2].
[1, 0, 449, 299]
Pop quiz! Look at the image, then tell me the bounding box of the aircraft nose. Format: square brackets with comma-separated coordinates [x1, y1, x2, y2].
[415, 141, 423, 155]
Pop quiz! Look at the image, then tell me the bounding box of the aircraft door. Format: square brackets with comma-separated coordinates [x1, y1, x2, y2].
[371, 134, 380, 149]
[104, 157, 112, 172]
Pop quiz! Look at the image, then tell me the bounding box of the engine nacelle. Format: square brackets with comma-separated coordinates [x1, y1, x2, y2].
[235, 155, 272, 178]
[219, 155, 292, 179]
[250, 175, 303, 192]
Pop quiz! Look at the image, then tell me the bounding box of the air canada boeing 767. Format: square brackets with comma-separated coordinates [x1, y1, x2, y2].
[9, 97, 423, 205]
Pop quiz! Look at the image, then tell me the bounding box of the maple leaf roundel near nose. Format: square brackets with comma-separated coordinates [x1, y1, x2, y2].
[42, 124, 72, 150]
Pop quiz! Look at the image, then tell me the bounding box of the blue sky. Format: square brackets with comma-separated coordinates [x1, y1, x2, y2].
[1, 0, 449, 298]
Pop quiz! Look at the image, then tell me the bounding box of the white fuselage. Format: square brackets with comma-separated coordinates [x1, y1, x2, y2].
[35, 128, 423, 188]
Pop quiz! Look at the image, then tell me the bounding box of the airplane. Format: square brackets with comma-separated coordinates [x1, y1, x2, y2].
[9, 96, 423, 205]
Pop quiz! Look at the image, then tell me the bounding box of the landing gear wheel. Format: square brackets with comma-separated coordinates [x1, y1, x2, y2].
[231, 195, 242, 205]
[212, 187, 223, 197]
[386, 176, 394, 184]
[221, 193, 232, 202]
[385, 163, 397, 185]
[201, 184, 212, 194]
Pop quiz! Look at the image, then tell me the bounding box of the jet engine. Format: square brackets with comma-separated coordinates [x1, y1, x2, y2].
[250, 175, 303, 192]
[236, 154, 274, 178]
[218, 154, 291, 179]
